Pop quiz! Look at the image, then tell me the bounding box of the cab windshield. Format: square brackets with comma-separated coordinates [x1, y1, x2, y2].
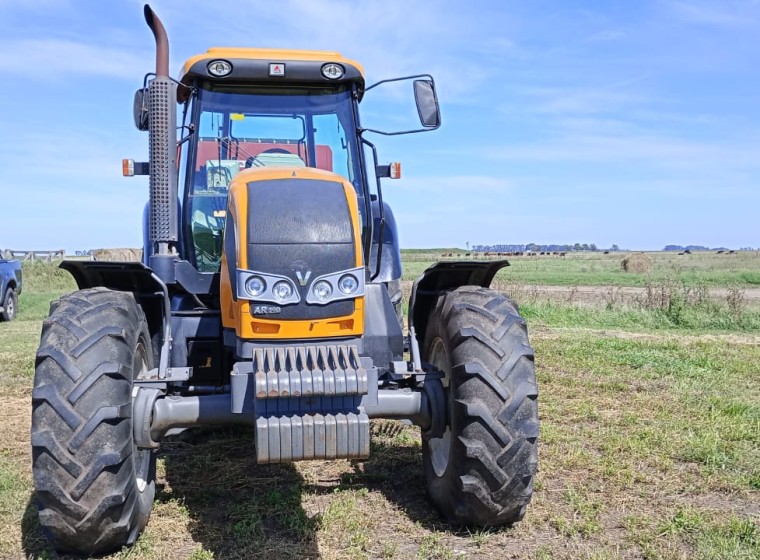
[183, 85, 363, 271]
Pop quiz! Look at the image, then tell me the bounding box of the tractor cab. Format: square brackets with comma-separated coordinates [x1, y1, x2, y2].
[176, 49, 369, 272]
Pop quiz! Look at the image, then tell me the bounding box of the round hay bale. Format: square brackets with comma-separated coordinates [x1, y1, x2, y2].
[621, 252, 653, 273]
[92, 248, 143, 262]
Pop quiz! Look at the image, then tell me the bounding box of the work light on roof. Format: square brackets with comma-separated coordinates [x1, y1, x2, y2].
[207, 59, 232, 77]
[321, 63, 344, 80]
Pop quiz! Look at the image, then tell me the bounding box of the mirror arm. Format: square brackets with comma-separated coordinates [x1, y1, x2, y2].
[364, 73, 435, 91]
[360, 126, 437, 137]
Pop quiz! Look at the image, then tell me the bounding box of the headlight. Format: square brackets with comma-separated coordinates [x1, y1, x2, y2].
[272, 281, 294, 302]
[304, 267, 364, 304]
[312, 280, 333, 303]
[321, 63, 345, 80]
[338, 274, 359, 295]
[245, 276, 266, 297]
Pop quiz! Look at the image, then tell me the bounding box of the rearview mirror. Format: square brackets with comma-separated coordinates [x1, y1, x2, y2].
[413, 80, 440, 128]
[361, 74, 442, 136]
[133, 88, 149, 131]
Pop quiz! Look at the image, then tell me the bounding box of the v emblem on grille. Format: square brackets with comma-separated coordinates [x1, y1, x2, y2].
[295, 270, 312, 286]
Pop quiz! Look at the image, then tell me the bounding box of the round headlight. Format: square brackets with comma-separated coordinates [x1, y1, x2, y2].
[245, 276, 266, 297]
[207, 59, 232, 77]
[312, 280, 333, 302]
[321, 63, 344, 80]
[338, 274, 359, 295]
[272, 281, 294, 302]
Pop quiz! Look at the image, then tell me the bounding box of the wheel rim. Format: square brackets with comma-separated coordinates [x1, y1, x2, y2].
[428, 338, 451, 478]
[6, 296, 14, 318]
[132, 340, 151, 493]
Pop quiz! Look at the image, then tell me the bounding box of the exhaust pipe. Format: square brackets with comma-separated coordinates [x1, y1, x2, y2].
[144, 5, 170, 77]
[144, 4, 178, 263]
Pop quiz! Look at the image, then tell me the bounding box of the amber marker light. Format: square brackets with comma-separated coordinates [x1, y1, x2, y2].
[122, 159, 134, 177]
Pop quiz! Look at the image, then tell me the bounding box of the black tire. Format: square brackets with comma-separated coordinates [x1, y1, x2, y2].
[31, 287, 156, 554]
[1, 287, 17, 321]
[421, 286, 539, 526]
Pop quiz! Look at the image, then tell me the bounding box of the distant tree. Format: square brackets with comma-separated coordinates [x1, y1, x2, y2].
[590, 243, 597, 252]
[573, 243, 582, 251]
[611, 244, 619, 252]
[466, 241, 470, 250]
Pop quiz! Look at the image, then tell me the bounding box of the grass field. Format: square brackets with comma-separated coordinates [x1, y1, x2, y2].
[401, 249, 760, 287]
[1, 255, 758, 559]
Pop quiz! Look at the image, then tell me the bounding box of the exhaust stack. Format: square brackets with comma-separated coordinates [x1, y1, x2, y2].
[144, 4, 178, 262]
[144, 5, 169, 77]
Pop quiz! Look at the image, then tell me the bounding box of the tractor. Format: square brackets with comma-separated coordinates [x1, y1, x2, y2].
[30, 5, 538, 554]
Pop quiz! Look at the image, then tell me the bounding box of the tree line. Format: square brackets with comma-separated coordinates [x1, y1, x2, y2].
[471, 243, 620, 253]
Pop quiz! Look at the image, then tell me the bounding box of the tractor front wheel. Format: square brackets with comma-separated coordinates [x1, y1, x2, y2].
[31, 288, 156, 554]
[421, 286, 539, 526]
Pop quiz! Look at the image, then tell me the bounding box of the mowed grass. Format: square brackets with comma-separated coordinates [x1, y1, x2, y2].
[0, 259, 759, 559]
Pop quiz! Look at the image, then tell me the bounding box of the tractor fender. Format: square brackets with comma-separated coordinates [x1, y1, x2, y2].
[408, 259, 510, 348]
[60, 260, 170, 368]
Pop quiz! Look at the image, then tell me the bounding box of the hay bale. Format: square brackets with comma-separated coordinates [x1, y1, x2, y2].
[621, 252, 653, 273]
[92, 248, 143, 262]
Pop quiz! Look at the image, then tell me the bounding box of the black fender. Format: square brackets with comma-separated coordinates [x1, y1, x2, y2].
[60, 260, 169, 356]
[408, 259, 510, 348]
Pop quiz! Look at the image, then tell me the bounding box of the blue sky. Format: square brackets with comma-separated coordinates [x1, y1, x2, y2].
[1, 0, 758, 252]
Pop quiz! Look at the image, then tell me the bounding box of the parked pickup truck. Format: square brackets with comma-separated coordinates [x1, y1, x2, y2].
[0, 259, 22, 321]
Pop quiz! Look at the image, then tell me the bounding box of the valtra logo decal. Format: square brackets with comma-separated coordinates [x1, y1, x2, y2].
[290, 260, 312, 286]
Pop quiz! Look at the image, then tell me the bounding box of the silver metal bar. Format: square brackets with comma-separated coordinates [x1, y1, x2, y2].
[149, 387, 433, 442]
[150, 394, 254, 440]
[409, 326, 423, 372]
[365, 389, 430, 430]
[150, 274, 172, 379]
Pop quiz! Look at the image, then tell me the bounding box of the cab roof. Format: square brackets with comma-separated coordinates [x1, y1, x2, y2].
[180, 47, 365, 90]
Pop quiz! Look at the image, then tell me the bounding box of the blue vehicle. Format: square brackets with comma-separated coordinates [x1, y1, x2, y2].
[0, 258, 21, 321]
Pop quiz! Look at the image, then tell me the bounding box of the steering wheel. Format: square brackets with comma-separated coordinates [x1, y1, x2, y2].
[245, 148, 294, 168]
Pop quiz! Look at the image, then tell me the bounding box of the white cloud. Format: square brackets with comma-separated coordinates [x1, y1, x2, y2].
[400, 174, 513, 195]
[515, 84, 650, 116]
[147, 0, 506, 102]
[669, 0, 759, 27]
[585, 29, 626, 43]
[484, 131, 760, 170]
[0, 39, 148, 81]
[0, 125, 149, 251]
[0, 0, 69, 8]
